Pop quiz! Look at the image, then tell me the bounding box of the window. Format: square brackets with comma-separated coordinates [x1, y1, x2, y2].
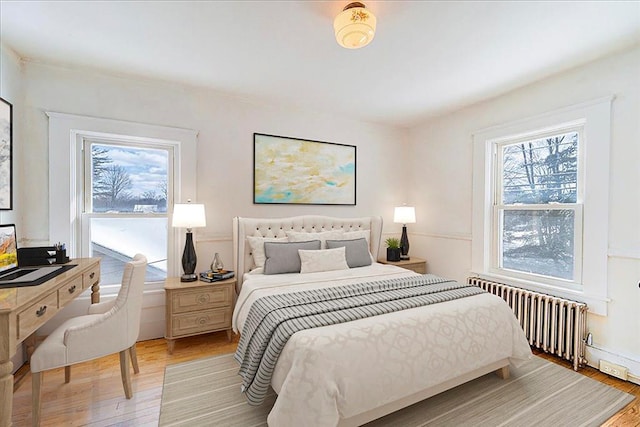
[48, 112, 198, 297]
[471, 97, 613, 315]
[493, 128, 583, 288]
[82, 141, 172, 285]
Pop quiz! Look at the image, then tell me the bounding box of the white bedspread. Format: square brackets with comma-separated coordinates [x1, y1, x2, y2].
[233, 264, 532, 427]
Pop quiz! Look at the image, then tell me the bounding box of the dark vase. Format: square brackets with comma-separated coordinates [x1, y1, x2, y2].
[386, 247, 401, 262]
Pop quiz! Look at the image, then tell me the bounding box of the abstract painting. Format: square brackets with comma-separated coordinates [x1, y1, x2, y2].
[0, 97, 12, 210]
[254, 133, 356, 205]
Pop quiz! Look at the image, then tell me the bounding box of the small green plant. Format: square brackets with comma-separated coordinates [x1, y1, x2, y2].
[385, 237, 400, 249]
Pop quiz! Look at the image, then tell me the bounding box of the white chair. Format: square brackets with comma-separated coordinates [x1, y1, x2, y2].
[30, 254, 147, 426]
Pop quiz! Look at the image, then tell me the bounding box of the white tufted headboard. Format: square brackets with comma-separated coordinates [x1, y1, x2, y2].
[233, 215, 383, 291]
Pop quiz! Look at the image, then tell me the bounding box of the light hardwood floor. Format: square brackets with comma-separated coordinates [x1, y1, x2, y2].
[11, 333, 639, 426]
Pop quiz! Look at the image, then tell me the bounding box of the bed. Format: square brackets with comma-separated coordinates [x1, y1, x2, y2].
[232, 215, 531, 427]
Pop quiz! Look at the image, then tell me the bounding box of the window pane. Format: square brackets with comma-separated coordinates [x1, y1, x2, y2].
[91, 144, 168, 213]
[501, 209, 574, 280]
[502, 132, 578, 204]
[90, 217, 167, 285]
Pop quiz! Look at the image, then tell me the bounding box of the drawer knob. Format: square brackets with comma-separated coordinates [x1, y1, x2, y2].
[196, 294, 210, 304]
[197, 316, 208, 325]
[90, 272, 95, 279]
[68, 285, 76, 294]
[36, 306, 47, 317]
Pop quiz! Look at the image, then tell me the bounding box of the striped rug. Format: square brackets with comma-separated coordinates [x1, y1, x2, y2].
[159, 354, 633, 427]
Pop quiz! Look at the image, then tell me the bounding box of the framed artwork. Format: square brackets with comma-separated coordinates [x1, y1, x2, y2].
[0, 97, 12, 210]
[254, 133, 356, 205]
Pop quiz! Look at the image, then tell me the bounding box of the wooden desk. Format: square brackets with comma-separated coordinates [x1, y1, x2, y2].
[0, 258, 100, 427]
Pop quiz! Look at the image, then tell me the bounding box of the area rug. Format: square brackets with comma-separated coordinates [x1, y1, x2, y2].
[159, 354, 634, 427]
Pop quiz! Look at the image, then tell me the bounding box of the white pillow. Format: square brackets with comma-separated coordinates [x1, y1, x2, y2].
[246, 235, 288, 270]
[286, 229, 345, 249]
[298, 246, 349, 274]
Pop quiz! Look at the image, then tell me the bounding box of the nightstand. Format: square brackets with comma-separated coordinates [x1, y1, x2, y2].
[378, 257, 427, 274]
[164, 276, 236, 354]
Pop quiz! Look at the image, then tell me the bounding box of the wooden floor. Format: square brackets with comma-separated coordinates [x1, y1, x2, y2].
[11, 334, 639, 426]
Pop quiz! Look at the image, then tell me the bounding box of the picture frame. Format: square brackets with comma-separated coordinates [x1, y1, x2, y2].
[0, 97, 12, 210]
[254, 133, 356, 205]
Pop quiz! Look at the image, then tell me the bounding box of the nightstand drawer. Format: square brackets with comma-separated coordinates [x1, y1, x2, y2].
[171, 286, 232, 314]
[18, 292, 59, 340]
[170, 307, 231, 337]
[58, 276, 84, 306]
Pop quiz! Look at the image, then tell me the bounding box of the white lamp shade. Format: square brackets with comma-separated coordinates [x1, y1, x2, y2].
[172, 203, 206, 228]
[394, 206, 416, 224]
[334, 3, 376, 49]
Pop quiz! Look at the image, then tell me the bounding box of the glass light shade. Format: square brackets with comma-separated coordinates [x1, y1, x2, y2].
[171, 203, 206, 228]
[394, 206, 416, 224]
[334, 3, 376, 49]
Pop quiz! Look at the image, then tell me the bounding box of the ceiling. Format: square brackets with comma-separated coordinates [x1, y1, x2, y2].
[1, 1, 638, 128]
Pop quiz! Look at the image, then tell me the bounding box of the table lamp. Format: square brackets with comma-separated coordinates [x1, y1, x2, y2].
[394, 206, 416, 260]
[172, 201, 206, 282]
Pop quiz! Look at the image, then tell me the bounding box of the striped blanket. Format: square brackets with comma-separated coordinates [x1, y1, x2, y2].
[234, 274, 485, 405]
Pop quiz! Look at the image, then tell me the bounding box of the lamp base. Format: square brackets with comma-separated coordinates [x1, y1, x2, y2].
[400, 255, 410, 260]
[180, 273, 198, 282]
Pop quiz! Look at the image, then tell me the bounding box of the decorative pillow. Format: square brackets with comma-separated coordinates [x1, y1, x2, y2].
[263, 240, 321, 275]
[342, 229, 371, 245]
[286, 230, 344, 249]
[325, 238, 372, 268]
[298, 246, 349, 274]
[246, 235, 288, 269]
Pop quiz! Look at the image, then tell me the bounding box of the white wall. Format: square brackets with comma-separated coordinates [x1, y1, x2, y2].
[21, 62, 408, 262]
[0, 44, 25, 375]
[12, 60, 408, 355]
[0, 45, 22, 227]
[406, 46, 640, 377]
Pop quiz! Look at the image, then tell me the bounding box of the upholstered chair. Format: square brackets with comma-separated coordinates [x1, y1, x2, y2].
[30, 254, 148, 426]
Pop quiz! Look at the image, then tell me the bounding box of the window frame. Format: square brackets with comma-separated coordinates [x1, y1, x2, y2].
[47, 112, 198, 296]
[471, 97, 613, 315]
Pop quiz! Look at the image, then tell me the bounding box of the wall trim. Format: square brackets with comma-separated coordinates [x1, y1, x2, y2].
[411, 231, 472, 241]
[608, 246, 640, 260]
[586, 344, 640, 385]
[198, 234, 233, 243]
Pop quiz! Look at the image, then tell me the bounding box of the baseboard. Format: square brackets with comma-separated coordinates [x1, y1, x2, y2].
[586, 345, 640, 385]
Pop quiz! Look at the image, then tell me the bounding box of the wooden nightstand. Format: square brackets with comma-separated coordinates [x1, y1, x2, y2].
[378, 257, 427, 274]
[164, 277, 236, 354]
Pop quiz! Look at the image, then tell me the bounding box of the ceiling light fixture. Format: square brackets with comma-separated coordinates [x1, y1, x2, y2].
[334, 2, 376, 49]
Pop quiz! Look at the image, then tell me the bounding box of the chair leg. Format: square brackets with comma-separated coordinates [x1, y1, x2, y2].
[129, 344, 140, 374]
[32, 371, 43, 427]
[64, 365, 71, 383]
[119, 349, 133, 399]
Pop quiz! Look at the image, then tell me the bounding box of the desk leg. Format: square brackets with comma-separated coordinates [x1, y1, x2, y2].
[91, 281, 100, 304]
[24, 334, 37, 362]
[0, 358, 13, 427]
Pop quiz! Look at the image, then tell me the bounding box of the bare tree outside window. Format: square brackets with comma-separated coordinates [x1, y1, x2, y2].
[499, 131, 579, 280]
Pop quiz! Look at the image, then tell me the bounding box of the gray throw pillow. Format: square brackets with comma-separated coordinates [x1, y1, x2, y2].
[263, 240, 321, 274]
[326, 238, 372, 268]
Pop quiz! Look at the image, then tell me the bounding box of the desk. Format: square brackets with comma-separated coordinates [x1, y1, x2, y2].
[0, 258, 100, 427]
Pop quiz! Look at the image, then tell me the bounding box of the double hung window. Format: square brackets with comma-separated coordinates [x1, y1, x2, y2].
[493, 128, 583, 288]
[471, 98, 612, 314]
[82, 140, 172, 286]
